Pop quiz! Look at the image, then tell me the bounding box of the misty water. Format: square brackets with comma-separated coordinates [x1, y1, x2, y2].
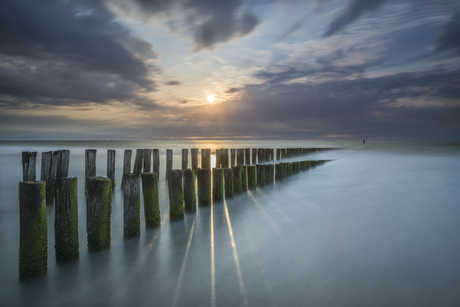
[1, 140, 460, 307]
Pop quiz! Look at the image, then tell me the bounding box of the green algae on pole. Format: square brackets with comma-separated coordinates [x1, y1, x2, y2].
[191, 148, 199, 171]
[247, 165, 256, 189]
[143, 149, 152, 172]
[168, 170, 184, 220]
[86, 177, 112, 252]
[54, 177, 79, 263]
[256, 164, 265, 187]
[224, 168, 234, 198]
[22, 151, 37, 181]
[232, 166, 242, 194]
[19, 181, 47, 280]
[40, 151, 53, 202]
[197, 168, 211, 206]
[123, 174, 140, 238]
[107, 150, 116, 189]
[141, 172, 160, 228]
[121, 149, 132, 190]
[182, 149, 188, 170]
[275, 163, 285, 181]
[183, 169, 196, 212]
[212, 168, 224, 202]
[85, 149, 96, 190]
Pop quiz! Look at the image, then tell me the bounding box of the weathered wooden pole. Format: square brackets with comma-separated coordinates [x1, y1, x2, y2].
[264, 164, 274, 185]
[282, 148, 286, 159]
[22, 151, 37, 181]
[267, 149, 273, 161]
[247, 165, 256, 189]
[182, 149, 188, 170]
[236, 149, 244, 166]
[19, 181, 47, 280]
[133, 149, 144, 174]
[153, 149, 160, 176]
[212, 168, 224, 202]
[293, 161, 300, 173]
[123, 174, 140, 238]
[275, 163, 285, 181]
[286, 162, 293, 176]
[197, 168, 211, 206]
[54, 177, 79, 262]
[215, 149, 221, 168]
[232, 166, 242, 194]
[221, 149, 229, 168]
[191, 148, 199, 171]
[85, 149, 96, 189]
[107, 150, 116, 189]
[252, 148, 257, 165]
[276, 149, 281, 161]
[141, 172, 160, 228]
[230, 149, 236, 167]
[245, 148, 250, 165]
[224, 168, 234, 198]
[256, 164, 265, 187]
[168, 170, 184, 220]
[143, 149, 152, 172]
[56, 150, 70, 178]
[41, 151, 53, 202]
[183, 169, 196, 212]
[240, 165, 248, 192]
[166, 149, 173, 177]
[201, 149, 211, 169]
[121, 149, 132, 190]
[86, 177, 112, 252]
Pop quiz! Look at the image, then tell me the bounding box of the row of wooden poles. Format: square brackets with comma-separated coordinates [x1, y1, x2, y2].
[19, 148, 333, 280]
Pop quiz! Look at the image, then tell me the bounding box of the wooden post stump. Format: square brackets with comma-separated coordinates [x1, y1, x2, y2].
[19, 181, 47, 280]
[241, 165, 247, 192]
[153, 149, 160, 176]
[220, 149, 228, 168]
[133, 149, 144, 174]
[212, 168, 223, 202]
[107, 150, 116, 189]
[191, 148, 199, 171]
[86, 177, 112, 252]
[197, 168, 211, 206]
[182, 149, 188, 170]
[22, 151, 37, 181]
[276, 149, 281, 161]
[201, 149, 211, 169]
[168, 170, 184, 220]
[215, 149, 221, 168]
[275, 163, 285, 181]
[141, 172, 160, 228]
[224, 168, 234, 198]
[265, 164, 274, 185]
[247, 165, 256, 189]
[121, 149, 132, 189]
[232, 166, 242, 194]
[256, 164, 265, 187]
[166, 149, 173, 177]
[245, 148, 250, 165]
[237, 149, 244, 166]
[123, 174, 140, 238]
[143, 149, 152, 172]
[183, 169, 196, 212]
[54, 177, 79, 262]
[85, 149, 96, 189]
[230, 149, 236, 167]
[41, 151, 53, 202]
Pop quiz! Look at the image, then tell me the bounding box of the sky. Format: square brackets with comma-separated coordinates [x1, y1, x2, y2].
[0, 0, 459, 140]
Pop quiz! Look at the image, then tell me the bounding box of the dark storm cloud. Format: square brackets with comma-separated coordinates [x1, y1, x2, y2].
[324, 0, 388, 37]
[0, 0, 158, 107]
[436, 11, 460, 56]
[130, 0, 260, 50]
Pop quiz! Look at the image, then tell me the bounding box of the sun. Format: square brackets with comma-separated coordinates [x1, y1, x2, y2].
[207, 95, 214, 103]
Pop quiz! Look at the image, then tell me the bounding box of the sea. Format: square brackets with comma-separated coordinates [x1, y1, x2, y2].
[1, 140, 459, 307]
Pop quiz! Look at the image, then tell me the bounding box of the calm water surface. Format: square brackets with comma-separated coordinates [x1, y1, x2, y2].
[1, 140, 459, 307]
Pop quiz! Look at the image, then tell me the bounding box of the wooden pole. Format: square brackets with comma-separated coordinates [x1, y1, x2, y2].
[54, 177, 79, 262]
[245, 148, 250, 165]
[143, 149, 152, 172]
[212, 168, 223, 202]
[221, 148, 229, 168]
[141, 172, 160, 228]
[264, 164, 274, 185]
[237, 149, 244, 166]
[224, 168, 233, 198]
[197, 168, 211, 206]
[191, 148, 199, 171]
[230, 149, 236, 167]
[183, 169, 196, 212]
[166, 149, 173, 177]
[252, 148, 257, 165]
[40, 151, 53, 202]
[133, 149, 144, 174]
[121, 149, 132, 190]
[201, 149, 211, 169]
[241, 165, 248, 192]
[276, 149, 281, 161]
[275, 163, 285, 181]
[85, 149, 96, 189]
[19, 181, 47, 280]
[256, 164, 265, 187]
[257, 148, 264, 163]
[56, 150, 70, 178]
[86, 177, 112, 252]
[247, 165, 256, 189]
[182, 149, 188, 170]
[22, 151, 37, 181]
[123, 174, 140, 238]
[153, 149, 160, 176]
[107, 150, 116, 189]
[168, 170, 184, 220]
[232, 166, 242, 194]
[215, 149, 221, 168]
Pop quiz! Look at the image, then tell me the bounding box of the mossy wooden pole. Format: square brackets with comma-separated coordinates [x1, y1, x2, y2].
[230, 149, 236, 167]
[237, 149, 244, 166]
[143, 149, 152, 172]
[183, 169, 196, 212]
[212, 168, 223, 202]
[264, 164, 274, 185]
[197, 168, 211, 206]
[282, 148, 286, 159]
[221, 149, 229, 169]
[41, 151, 53, 202]
[22, 151, 37, 181]
[241, 165, 248, 192]
[276, 149, 281, 161]
[275, 163, 285, 181]
[121, 149, 132, 190]
[141, 172, 160, 228]
[182, 149, 188, 170]
[107, 150, 116, 189]
[85, 150, 96, 190]
[247, 165, 256, 189]
[166, 149, 173, 177]
[232, 166, 242, 194]
[224, 168, 233, 198]
[201, 149, 211, 169]
[86, 177, 112, 252]
[57, 150, 70, 178]
[133, 149, 144, 174]
[191, 148, 198, 171]
[256, 164, 265, 187]
[153, 149, 160, 175]
[252, 148, 257, 165]
[215, 149, 221, 168]
[168, 170, 184, 220]
[245, 148, 250, 165]
[123, 174, 140, 238]
[19, 181, 47, 280]
[293, 161, 300, 173]
[54, 177, 79, 262]
[270, 149, 275, 161]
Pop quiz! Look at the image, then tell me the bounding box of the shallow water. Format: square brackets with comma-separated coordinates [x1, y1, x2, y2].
[1, 140, 460, 306]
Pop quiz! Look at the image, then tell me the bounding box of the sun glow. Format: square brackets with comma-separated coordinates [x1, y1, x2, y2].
[207, 95, 215, 103]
